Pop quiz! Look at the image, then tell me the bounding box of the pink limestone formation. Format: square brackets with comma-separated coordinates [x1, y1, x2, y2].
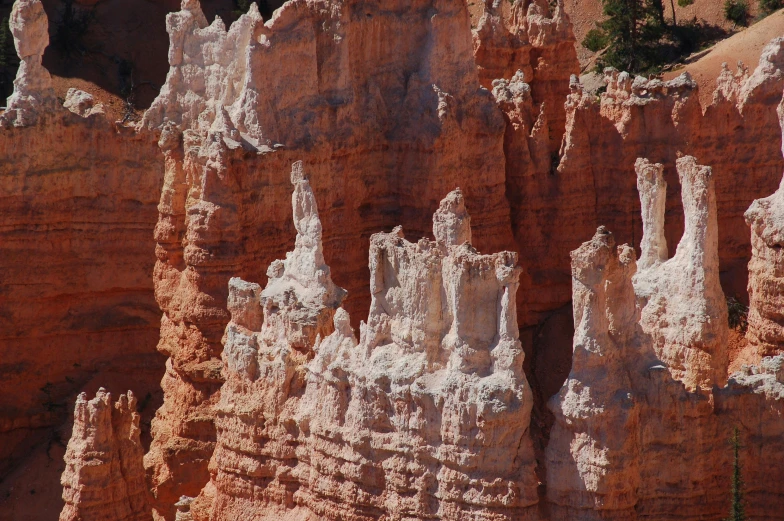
[60, 389, 150, 521]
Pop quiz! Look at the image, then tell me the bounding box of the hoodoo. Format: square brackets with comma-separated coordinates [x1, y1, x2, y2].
[0, 0, 783, 519]
[196, 168, 538, 520]
[60, 390, 150, 521]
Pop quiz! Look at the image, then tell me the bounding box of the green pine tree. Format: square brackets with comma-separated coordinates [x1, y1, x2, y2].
[582, 0, 666, 73]
[725, 427, 747, 521]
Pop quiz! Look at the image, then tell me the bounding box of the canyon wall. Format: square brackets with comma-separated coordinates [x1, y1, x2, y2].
[0, 0, 164, 482]
[140, 0, 547, 517]
[194, 171, 539, 521]
[472, 0, 579, 151]
[514, 42, 784, 335]
[547, 157, 784, 520]
[0, 0, 781, 518]
[122, 1, 784, 518]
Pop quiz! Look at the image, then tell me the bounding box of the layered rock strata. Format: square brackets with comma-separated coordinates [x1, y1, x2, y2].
[60, 389, 150, 521]
[142, 1, 524, 516]
[139, 2, 784, 513]
[472, 0, 579, 151]
[194, 179, 538, 520]
[547, 157, 784, 520]
[0, 0, 164, 479]
[744, 93, 784, 358]
[516, 40, 784, 330]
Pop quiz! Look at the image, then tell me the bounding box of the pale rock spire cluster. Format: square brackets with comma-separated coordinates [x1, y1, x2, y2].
[6, 0, 777, 518]
[634, 156, 728, 391]
[548, 155, 784, 520]
[197, 167, 538, 521]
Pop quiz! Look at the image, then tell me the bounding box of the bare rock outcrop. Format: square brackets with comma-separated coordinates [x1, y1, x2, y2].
[142, 2, 519, 516]
[60, 389, 150, 521]
[473, 0, 579, 150]
[547, 156, 784, 520]
[634, 156, 728, 392]
[546, 227, 643, 515]
[197, 181, 538, 520]
[0, 0, 55, 127]
[744, 91, 784, 358]
[522, 39, 784, 339]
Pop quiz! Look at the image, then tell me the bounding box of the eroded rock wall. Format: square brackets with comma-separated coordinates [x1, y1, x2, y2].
[141, 1, 524, 517]
[0, 0, 164, 480]
[519, 41, 784, 332]
[547, 156, 784, 520]
[197, 177, 538, 521]
[473, 0, 579, 151]
[744, 92, 784, 359]
[60, 389, 150, 521]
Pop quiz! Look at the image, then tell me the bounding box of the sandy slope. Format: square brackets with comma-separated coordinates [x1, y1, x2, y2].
[664, 9, 784, 107]
[564, 0, 768, 66]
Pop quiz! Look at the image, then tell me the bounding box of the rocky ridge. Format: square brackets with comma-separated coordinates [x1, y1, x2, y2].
[196, 168, 539, 520]
[59, 389, 150, 521]
[0, 0, 782, 518]
[547, 156, 784, 520]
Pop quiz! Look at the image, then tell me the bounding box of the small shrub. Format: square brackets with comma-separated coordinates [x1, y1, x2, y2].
[233, 0, 251, 18]
[727, 296, 748, 334]
[724, 0, 749, 26]
[724, 427, 747, 521]
[678, 0, 695, 6]
[760, 0, 783, 14]
[583, 27, 609, 52]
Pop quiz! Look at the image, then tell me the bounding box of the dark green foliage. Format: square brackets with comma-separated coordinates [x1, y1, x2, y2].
[53, 0, 95, 59]
[598, 0, 666, 72]
[587, 0, 729, 73]
[0, 13, 18, 101]
[724, 0, 749, 26]
[760, 0, 783, 14]
[583, 27, 610, 52]
[677, 0, 695, 6]
[233, 0, 252, 18]
[725, 427, 747, 521]
[727, 296, 749, 333]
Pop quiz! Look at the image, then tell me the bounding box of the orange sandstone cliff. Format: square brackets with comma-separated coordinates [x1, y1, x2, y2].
[0, 0, 783, 519]
[0, 0, 164, 488]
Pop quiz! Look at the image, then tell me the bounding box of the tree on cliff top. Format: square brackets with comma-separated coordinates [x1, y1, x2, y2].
[725, 427, 747, 521]
[583, 0, 665, 72]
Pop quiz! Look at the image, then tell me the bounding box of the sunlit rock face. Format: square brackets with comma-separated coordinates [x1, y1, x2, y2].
[526, 40, 784, 333]
[745, 92, 784, 360]
[141, 2, 525, 517]
[60, 389, 150, 521]
[194, 179, 539, 521]
[547, 156, 784, 521]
